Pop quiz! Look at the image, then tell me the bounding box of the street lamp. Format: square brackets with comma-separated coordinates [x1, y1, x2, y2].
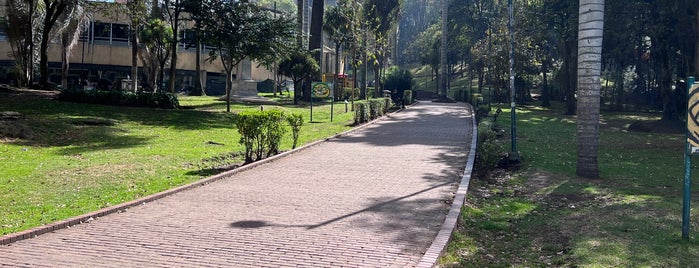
[508, 0, 520, 162]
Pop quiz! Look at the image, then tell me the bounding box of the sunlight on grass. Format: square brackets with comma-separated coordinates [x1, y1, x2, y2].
[0, 95, 358, 235]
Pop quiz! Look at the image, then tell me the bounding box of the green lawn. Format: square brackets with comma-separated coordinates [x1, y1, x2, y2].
[0, 92, 354, 235]
[440, 102, 699, 267]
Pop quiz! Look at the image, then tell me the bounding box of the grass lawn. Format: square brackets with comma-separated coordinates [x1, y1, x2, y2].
[440, 101, 699, 267]
[0, 91, 355, 235]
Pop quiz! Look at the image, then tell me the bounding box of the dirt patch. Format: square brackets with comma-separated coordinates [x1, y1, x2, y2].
[628, 119, 684, 134]
[0, 84, 58, 99]
[0, 112, 34, 139]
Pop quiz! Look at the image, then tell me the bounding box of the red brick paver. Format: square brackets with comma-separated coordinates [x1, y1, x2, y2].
[0, 102, 473, 267]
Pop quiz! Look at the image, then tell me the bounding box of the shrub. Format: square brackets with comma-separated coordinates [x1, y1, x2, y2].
[352, 97, 391, 124]
[475, 120, 505, 174]
[470, 93, 484, 105]
[353, 101, 369, 124]
[383, 66, 414, 104]
[475, 104, 491, 123]
[286, 113, 303, 149]
[341, 87, 360, 100]
[235, 110, 288, 163]
[57, 89, 180, 109]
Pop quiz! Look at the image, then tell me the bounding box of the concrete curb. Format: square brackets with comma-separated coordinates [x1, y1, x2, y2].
[416, 103, 478, 267]
[0, 105, 402, 246]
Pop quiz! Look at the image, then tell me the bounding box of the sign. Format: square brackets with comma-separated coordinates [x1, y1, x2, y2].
[311, 82, 332, 98]
[687, 83, 699, 154]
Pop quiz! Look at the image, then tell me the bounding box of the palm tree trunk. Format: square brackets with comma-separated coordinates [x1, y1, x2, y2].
[439, 0, 448, 98]
[131, 30, 139, 92]
[576, 0, 605, 179]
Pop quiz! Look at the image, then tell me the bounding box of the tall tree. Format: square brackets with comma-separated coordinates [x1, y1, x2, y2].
[57, 1, 86, 90]
[576, 0, 605, 179]
[439, 0, 447, 99]
[182, 0, 205, 95]
[323, 3, 352, 101]
[363, 0, 400, 96]
[4, 0, 38, 87]
[201, 0, 296, 112]
[304, 0, 323, 102]
[126, 0, 147, 92]
[139, 18, 173, 92]
[165, 0, 183, 93]
[38, 0, 71, 89]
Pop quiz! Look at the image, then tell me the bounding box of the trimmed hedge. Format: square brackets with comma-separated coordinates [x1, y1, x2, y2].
[58, 89, 180, 109]
[353, 97, 391, 124]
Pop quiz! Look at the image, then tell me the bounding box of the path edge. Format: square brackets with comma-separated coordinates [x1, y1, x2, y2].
[416, 103, 478, 267]
[0, 103, 410, 246]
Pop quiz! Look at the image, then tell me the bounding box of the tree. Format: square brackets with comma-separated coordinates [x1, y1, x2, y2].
[57, 1, 86, 90]
[182, 0, 205, 95]
[278, 49, 319, 104]
[139, 18, 173, 92]
[126, 0, 147, 92]
[439, 0, 447, 99]
[363, 0, 401, 96]
[200, 0, 296, 112]
[164, 0, 184, 93]
[38, 0, 71, 89]
[576, 0, 605, 179]
[323, 3, 352, 101]
[3, 0, 38, 87]
[304, 0, 323, 102]
[254, 0, 295, 13]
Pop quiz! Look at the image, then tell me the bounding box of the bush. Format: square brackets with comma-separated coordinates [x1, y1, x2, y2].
[353, 97, 391, 124]
[475, 104, 491, 123]
[383, 66, 414, 104]
[286, 113, 303, 149]
[57, 89, 180, 109]
[353, 101, 369, 124]
[235, 110, 288, 163]
[475, 120, 505, 174]
[341, 87, 360, 100]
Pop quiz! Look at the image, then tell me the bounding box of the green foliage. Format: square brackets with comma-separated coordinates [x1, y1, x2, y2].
[475, 120, 505, 174]
[57, 89, 180, 109]
[475, 104, 491, 123]
[234, 109, 288, 163]
[353, 97, 391, 124]
[383, 66, 414, 104]
[341, 87, 360, 101]
[286, 113, 303, 149]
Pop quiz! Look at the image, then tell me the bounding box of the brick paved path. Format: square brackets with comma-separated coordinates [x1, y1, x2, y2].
[0, 102, 473, 267]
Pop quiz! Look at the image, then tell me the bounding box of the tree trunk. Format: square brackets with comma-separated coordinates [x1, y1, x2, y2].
[564, 40, 577, 115]
[439, 0, 448, 99]
[309, 0, 323, 76]
[168, 0, 180, 93]
[131, 31, 139, 92]
[61, 36, 69, 90]
[576, 0, 605, 179]
[542, 60, 551, 107]
[191, 20, 204, 96]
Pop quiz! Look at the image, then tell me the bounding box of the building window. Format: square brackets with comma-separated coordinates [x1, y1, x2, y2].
[93, 22, 111, 43]
[111, 23, 130, 44]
